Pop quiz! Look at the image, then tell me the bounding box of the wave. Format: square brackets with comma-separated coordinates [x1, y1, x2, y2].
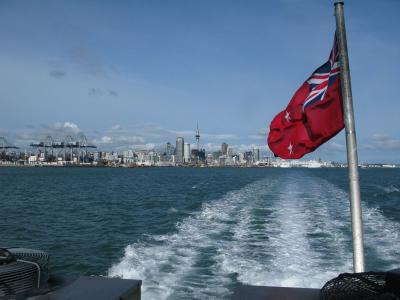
[217, 175, 353, 289]
[108, 179, 274, 299]
[374, 184, 400, 194]
[108, 173, 400, 299]
[363, 207, 400, 269]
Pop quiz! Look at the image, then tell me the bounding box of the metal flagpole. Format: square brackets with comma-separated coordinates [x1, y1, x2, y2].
[334, 1, 365, 272]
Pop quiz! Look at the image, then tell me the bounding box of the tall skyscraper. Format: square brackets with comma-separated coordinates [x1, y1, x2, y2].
[184, 143, 191, 163]
[162, 142, 174, 162]
[253, 148, 260, 162]
[176, 137, 184, 164]
[165, 142, 175, 157]
[221, 142, 228, 155]
[165, 142, 171, 155]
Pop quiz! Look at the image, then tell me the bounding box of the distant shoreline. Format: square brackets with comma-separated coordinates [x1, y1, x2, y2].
[0, 163, 398, 169]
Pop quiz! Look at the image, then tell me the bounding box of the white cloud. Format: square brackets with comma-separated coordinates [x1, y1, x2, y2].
[320, 141, 346, 154]
[0, 122, 290, 156]
[113, 143, 158, 151]
[362, 133, 400, 150]
[171, 129, 238, 140]
[100, 136, 113, 144]
[171, 130, 195, 137]
[202, 133, 239, 140]
[132, 143, 156, 151]
[108, 124, 240, 144]
[0, 121, 84, 147]
[373, 133, 390, 140]
[50, 121, 80, 134]
[115, 136, 145, 144]
[111, 124, 121, 130]
[94, 135, 145, 146]
[248, 127, 268, 140]
[62, 122, 80, 134]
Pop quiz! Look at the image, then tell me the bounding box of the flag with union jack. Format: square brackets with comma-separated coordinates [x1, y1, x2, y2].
[267, 33, 344, 159]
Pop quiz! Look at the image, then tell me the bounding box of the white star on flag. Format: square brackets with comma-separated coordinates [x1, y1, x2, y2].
[284, 111, 291, 122]
[288, 143, 293, 155]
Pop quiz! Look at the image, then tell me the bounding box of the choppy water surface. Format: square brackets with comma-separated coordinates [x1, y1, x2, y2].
[1, 167, 399, 299]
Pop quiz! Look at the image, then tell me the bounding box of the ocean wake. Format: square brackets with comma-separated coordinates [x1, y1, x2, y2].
[108, 173, 400, 299]
[374, 184, 400, 194]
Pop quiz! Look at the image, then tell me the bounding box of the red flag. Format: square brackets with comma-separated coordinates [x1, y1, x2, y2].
[267, 35, 344, 159]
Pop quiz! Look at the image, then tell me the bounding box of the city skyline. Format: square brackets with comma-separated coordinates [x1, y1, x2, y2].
[0, 124, 265, 155]
[0, 121, 398, 163]
[1, 1, 399, 163]
[0, 122, 269, 154]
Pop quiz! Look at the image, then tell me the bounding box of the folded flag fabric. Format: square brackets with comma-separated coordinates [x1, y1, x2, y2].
[267, 34, 344, 159]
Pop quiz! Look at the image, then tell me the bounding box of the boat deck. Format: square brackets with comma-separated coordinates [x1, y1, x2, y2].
[232, 285, 320, 300]
[24, 275, 142, 300]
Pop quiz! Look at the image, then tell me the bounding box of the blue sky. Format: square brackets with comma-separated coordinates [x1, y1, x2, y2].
[0, 0, 399, 162]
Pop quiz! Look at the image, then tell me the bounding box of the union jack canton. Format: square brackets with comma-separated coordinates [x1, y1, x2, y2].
[303, 35, 340, 111]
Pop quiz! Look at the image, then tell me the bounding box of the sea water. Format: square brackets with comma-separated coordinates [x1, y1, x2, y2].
[1, 167, 399, 299]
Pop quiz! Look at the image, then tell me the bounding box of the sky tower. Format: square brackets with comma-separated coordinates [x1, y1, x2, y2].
[195, 122, 200, 150]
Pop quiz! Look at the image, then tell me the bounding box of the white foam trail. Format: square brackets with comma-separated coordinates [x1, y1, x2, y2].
[109, 179, 276, 299]
[217, 175, 353, 289]
[318, 181, 400, 271]
[109, 172, 400, 299]
[374, 184, 400, 194]
[363, 207, 400, 269]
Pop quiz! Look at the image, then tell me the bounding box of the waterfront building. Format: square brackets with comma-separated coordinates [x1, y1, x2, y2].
[191, 149, 206, 163]
[232, 155, 240, 165]
[160, 152, 168, 162]
[123, 150, 134, 158]
[93, 152, 100, 162]
[165, 142, 171, 155]
[123, 150, 136, 164]
[221, 143, 228, 155]
[210, 150, 223, 165]
[239, 153, 245, 164]
[175, 137, 184, 164]
[164, 142, 174, 158]
[253, 148, 260, 162]
[244, 151, 253, 164]
[150, 151, 160, 164]
[206, 153, 214, 165]
[39, 152, 45, 162]
[135, 150, 153, 166]
[28, 155, 37, 165]
[184, 143, 191, 163]
[219, 155, 227, 166]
